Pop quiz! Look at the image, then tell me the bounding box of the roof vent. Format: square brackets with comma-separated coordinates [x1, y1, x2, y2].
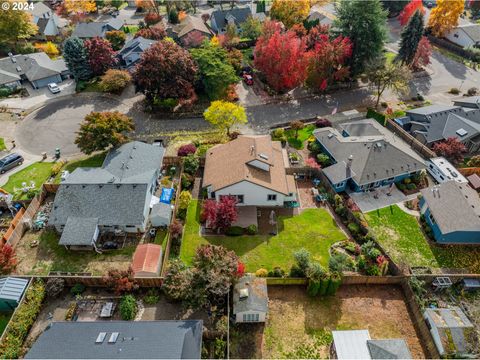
[16, 66, 22, 72]
[376, 142, 382, 148]
[96, 332, 107, 344]
[239, 288, 249, 299]
[456, 128, 468, 137]
[259, 153, 269, 161]
[108, 332, 119, 344]
[327, 133, 334, 139]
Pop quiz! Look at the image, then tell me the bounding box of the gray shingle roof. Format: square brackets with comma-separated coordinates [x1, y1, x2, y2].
[421, 181, 480, 234]
[27, 2, 52, 17]
[211, 7, 251, 29]
[233, 275, 268, 314]
[322, 161, 355, 184]
[59, 217, 98, 246]
[25, 320, 203, 359]
[72, 19, 123, 38]
[406, 104, 460, 115]
[367, 339, 412, 359]
[118, 37, 156, 61]
[458, 24, 480, 42]
[340, 122, 383, 137]
[0, 69, 20, 85]
[314, 119, 425, 186]
[0, 277, 29, 303]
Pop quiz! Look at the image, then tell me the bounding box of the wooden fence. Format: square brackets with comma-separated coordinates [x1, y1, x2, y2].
[458, 167, 480, 177]
[385, 119, 437, 159]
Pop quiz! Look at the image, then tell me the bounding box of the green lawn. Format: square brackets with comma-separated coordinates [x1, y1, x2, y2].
[2, 162, 54, 197]
[365, 205, 480, 273]
[124, 25, 139, 35]
[0, 138, 6, 151]
[180, 200, 347, 272]
[154, 229, 168, 253]
[285, 124, 315, 149]
[54, 153, 106, 183]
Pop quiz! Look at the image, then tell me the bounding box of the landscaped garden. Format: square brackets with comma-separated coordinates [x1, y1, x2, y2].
[180, 200, 347, 272]
[365, 205, 480, 273]
[2, 162, 55, 199]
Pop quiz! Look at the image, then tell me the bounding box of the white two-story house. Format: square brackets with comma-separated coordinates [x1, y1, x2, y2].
[203, 136, 297, 207]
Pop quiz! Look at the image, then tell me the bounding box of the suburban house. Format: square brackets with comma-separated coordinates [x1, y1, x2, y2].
[210, 7, 252, 34]
[169, 15, 213, 48]
[233, 275, 268, 323]
[0, 52, 69, 89]
[445, 24, 480, 48]
[313, 119, 425, 192]
[132, 243, 162, 277]
[203, 135, 297, 207]
[331, 330, 412, 359]
[424, 307, 476, 356]
[420, 181, 480, 244]
[72, 18, 124, 39]
[49, 141, 165, 250]
[0, 277, 28, 312]
[26, 1, 63, 39]
[396, 101, 480, 152]
[118, 37, 157, 69]
[307, 10, 334, 26]
[25, 320, 203, 359]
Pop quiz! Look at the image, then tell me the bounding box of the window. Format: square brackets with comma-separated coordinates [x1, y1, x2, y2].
[211, 191, 216, 199]
[336, 182, 345, 188]
[429, 213, 436, 224]
[267, 194, 277, 201]
[236, 195, 244, 204]
[242, 313, 260, 322]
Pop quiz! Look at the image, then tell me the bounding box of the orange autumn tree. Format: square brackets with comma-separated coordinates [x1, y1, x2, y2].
[64, 0, 96, 13]
[399, 0, 425, 26]
[428, 0, 464, 37]
[270, 0, 310, 28]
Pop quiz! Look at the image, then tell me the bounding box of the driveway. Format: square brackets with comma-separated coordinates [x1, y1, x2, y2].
[0, 80, 76, 111]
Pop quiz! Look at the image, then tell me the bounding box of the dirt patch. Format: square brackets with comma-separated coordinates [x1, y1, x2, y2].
[261, 285, 426, 359]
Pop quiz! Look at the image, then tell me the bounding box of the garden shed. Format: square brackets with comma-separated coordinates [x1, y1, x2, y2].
[150, 202, 173, 227]
[0, 277, 29, 311]
[132, 244, 162, 277]
[233, 275, 268, 323]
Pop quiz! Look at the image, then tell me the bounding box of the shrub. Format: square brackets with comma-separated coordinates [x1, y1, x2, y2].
[357, 255, 367, 270]
[467, 87, 478, 96]
[177, 144, 197, 157]
[225, 226, 244, 236]
[293, 248, 311, 277]
[380, 101, 388, 108]
[245, 224, 257, 235]
[269, 267, 285, 277]
[178, 190, 192, 210]
[403, 177, 411, 184]
[347, 222, 360, 236]
[144, 12, 162, 26]
[51, 160, 66, 176]
[449, 87, 460, 94]
[417, 94, 425, 101]
[153, 97, 178, 110]
[143, 288, 160, 304]
[64, 301, 77, 321]
[467, 155, 480, 167]
[272, 128, 286, 140]
[328, 253, 354, 273]
[168, 7, 178, 23]
[407, 183, 417, 190]
[315, 118, 332, 128]
[366, 264, 381, 276]
[335, 205, 347, 218]
[120, 294, 137, 320]
[397, 183, 406, 191]
[0, 88, 12, 98]
[45, 278, 65, 298]
[16, 42, 36, 54]
[99, 69, 131, 93]
[181, 173, 194, 189]
[255, 268, 268, 277]
[70, 283, 86, 296]
[316, 153, 330, 166]
[289, 264, 304, 277]
[307, 141, 322, 154]
[169, 219, 183, 239]
[183, 154, 199, 175]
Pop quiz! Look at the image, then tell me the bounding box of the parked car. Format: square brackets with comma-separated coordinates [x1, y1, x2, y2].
[47, 83, 61, 94]
[0, 153, 24, 174]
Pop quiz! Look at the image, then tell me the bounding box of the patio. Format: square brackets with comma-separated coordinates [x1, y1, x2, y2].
[347, 185, 418, 212]
[232, 206, 258, 228]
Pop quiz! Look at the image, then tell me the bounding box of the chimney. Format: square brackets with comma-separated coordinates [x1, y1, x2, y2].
[250, 145, 255, 155]
[347, 155, 353, 168]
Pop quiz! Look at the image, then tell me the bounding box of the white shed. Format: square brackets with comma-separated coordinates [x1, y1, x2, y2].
[233, 276, 268, 323]
[150, 203, 173, 228]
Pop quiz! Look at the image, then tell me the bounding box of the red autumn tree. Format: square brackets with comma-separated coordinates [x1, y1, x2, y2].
[306, 24, 330, 49]
[103, 267, 139, 295]
[432, 137, 467, 164]
[412, 36, 432, 71]
[260, 19, 283, 39]
[399, 0, 425, 26]
[144, 12, 162, 26]
[237, 261, 246, 277]
[216, 195, 238, 231]
[290, 23, 307, 38]
[254, 29, 309, 92]
[181, 31, 207, 48]
[133, 41, 197, 103]
[0, 244, 17, 274]
[201, 199, 218, 224]
[134, 26, 166, 40]
[84, 37, 117, 76]
[306, 34, 352, 91]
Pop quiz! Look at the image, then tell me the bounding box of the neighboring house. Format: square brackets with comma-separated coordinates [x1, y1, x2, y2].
[50, 141, 164, 250]
[424, 307, 476, 356]
[425, 157, 467, 184]
[210, 7, 252, 34]
[0, 52, 69, 89]
[396, 100, 480, 152]
[420, 181, 480, 244]
[203, 136, 297, 207]
[467, 173, 480, 190]
[0, 277, 28, 312]
[331, 330, 412, 359]
[27, 1, 61, 38]
[118, 37, 157, 69]
[170, 15, 213, 48]
[313, 119, 425, 193]
[445, 24, 480, 48]
[132, 243, 162, 277]
[307, 10, 334, 26]
[72, 18, 124, 39]
[233, 275, 268, 323]
[25, 320, 203, 359]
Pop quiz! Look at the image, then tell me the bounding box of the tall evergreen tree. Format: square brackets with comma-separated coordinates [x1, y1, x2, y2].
[333, 0, 388, 76]
[397, 10, 424, 66]
[63, 37, 92, 81]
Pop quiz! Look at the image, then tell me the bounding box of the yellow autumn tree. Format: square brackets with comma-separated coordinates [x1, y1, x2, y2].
[270, 0, 310, 28]
[203, 101, 247, 135]
[34, 42, 59, 58]
[210, 36, 220, 47]
[428, 0, 464, 37]
[64, 0, 96, 14]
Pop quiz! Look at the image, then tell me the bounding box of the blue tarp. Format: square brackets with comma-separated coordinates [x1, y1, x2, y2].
[160, 188, 174, 204]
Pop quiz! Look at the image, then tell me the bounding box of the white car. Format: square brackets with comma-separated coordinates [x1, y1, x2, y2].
[47, 83, 61, 94]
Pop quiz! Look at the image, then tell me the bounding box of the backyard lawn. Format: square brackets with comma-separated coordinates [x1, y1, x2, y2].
[54, 153, 106, 183]
[1, 162, 54, 197]
[180, 200, 346, 272]
[15, 230, 136, 275]
[285, 124, 315, 150]
[366, 205, 480, 273]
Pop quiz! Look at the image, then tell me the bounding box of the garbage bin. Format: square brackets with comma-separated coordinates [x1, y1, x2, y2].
[55, 148, 61, 160]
